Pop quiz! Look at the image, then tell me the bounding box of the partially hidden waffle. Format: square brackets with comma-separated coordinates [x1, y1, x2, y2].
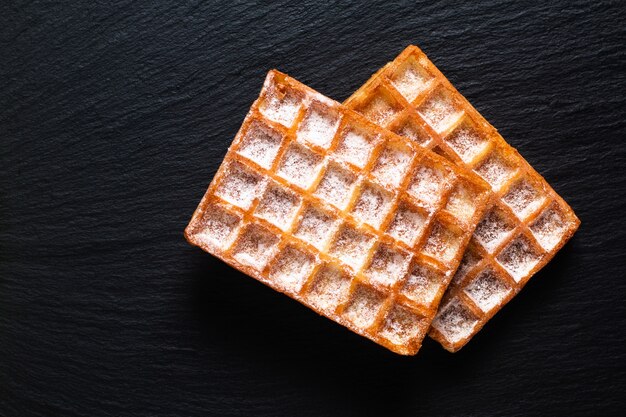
[344, 45, 580, 352]
[185, 70, 491, 355]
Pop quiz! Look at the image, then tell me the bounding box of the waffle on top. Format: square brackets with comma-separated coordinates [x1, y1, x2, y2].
[185, 70, 490, 354]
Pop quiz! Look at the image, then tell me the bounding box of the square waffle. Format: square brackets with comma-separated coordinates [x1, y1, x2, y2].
[185, 70, 491, 355]
[344, 45, 580, 352]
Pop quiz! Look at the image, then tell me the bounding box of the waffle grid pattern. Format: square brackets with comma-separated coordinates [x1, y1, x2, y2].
[344, 45, 580, 351]
[185, 71, 490, 355]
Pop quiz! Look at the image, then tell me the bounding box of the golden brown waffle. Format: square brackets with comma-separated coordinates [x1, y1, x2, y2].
[185, 70, 491, 355]
[344, 45, 580, 352]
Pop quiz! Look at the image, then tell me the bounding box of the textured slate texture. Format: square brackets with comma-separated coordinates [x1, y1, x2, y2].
[1, 1, 625, 416]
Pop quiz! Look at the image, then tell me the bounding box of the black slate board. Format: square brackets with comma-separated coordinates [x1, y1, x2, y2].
[1, 1, 625, 416]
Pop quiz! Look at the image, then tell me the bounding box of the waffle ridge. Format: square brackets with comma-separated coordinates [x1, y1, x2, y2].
[185, 70, 491, 355]
[344, 45, 580, 352]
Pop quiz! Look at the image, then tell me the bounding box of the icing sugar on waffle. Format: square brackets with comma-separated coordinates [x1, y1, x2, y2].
[344, 45, 580, 352]
[185, 70, 490, 355]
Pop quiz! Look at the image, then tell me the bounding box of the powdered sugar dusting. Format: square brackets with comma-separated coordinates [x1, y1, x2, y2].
[418, 89, 463, 133]
[401, 262, 443, 307]
[464, 268, 511, 313]
[328, 224, 374, 271]
[496, 234, 543, 282]
[380, 305, 425, 345]
[350, 182, 393, 228]
[390, 58, 433, 103]
[314, 163, 356, 210]
[473, 206, 515, 253]
[334, 127, 376, 168]
[474, 150, 517, 192]
[193, 204, 242, 251]
[343, 284, 385, 329]
[297, 105, 341, 149]
[306, 264, 351, 313]
[232, 224, 280, 271]
[444, 121, 489, 163]
[215, 162, 263, 210]
[269, 245, 316, 292]
[293, 204, 337, 250]
[276, 143, 323, 190]
[432, 298, 479, 343]
[371, 143, 412, 188]
[254, 182, 301, 230]
[237, 121, 283, 169]
[364, 244, 411, 287]
[422, 221, 462, 263]
[503, 178, 546, 220]
[407, 164, 449, 209]
[445, 181, 480, 224]
[386, 201, 427, 246]
[530, 202, 570, 251]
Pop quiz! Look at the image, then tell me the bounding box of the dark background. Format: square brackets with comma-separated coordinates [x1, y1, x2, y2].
[1, 1, 625, 416]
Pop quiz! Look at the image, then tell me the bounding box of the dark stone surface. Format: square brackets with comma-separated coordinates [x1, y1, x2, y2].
[1, 1, 625, 416]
